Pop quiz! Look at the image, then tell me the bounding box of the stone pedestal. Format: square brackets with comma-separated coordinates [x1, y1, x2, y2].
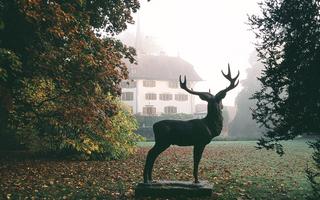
[135, 180, 212, 198]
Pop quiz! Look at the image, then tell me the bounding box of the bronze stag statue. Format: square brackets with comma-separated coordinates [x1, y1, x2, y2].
[143, 65, 239, 184]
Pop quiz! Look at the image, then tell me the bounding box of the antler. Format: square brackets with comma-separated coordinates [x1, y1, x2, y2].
[221, 64, 240, 92]
[215, 64, 239, 101]
[179, 75, 212, 100]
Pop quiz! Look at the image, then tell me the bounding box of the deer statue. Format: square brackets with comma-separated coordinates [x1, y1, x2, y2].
[143, 65, 239, 184]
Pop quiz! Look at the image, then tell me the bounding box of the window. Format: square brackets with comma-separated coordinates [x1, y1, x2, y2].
[175, 94, 188, 101]
[143, 106, 156, 115]
[121, 92, 134, 101]
[168, 81, 178, 88]
[120, 80, 136, 88]
[164, 106, 177, 114]
[145, 93, 157, 100]
[159, 93, 173, 101]
[143, 80, 156, 87]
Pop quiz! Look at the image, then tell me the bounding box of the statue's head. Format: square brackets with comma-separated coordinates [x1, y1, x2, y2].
[179, 64, 239, 111]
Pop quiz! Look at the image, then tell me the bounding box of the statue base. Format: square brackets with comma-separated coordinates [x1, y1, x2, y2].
[135, 180, 212, 198]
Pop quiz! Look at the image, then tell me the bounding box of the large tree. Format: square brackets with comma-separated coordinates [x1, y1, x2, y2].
[0, 0, 142, 158]
[249, 0, 320, 197]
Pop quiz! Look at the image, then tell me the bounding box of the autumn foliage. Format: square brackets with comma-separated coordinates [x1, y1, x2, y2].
[0, 0, 142, 158]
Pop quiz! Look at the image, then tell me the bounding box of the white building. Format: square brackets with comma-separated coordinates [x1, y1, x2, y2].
[121, 54, 202, 115]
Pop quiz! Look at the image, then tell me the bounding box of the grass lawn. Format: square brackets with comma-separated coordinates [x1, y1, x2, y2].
[0, 140, 314, 199]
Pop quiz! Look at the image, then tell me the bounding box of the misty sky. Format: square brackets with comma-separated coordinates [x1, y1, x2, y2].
[120, 0, 261, 106]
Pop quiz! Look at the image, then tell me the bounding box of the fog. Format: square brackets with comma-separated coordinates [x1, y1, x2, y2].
[119, 0, 260, 106]
[228, 52, 265, 139]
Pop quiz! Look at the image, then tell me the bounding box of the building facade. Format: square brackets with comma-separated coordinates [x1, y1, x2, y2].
[121, 54, 202, 115]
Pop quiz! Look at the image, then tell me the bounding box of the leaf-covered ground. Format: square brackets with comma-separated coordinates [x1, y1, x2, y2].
[0, 140, 313, 199]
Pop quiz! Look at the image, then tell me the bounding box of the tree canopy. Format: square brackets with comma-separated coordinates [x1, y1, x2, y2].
[0, 0, 142, 158]
[249, 0, 320, 151]
[249, 0, 320, 197]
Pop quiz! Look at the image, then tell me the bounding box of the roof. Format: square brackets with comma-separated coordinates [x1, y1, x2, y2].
[128, 54, 202, 81]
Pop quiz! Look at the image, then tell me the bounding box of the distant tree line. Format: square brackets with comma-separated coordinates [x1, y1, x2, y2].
[228, 52, 264, 140]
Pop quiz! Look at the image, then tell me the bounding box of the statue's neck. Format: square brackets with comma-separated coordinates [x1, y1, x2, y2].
[204, 103, 223, 128]
[205, 103, 219, 118]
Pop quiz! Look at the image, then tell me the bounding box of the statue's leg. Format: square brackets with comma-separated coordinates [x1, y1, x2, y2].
[148, 143, 169, 182]
[143, 143, 169, 183]
[193, 145, 205, 183]
[143, 146, 155, 183]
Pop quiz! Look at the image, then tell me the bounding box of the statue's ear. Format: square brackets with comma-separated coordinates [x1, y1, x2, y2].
[198, 93, 212, 101]
[199, 96, 206, 101]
